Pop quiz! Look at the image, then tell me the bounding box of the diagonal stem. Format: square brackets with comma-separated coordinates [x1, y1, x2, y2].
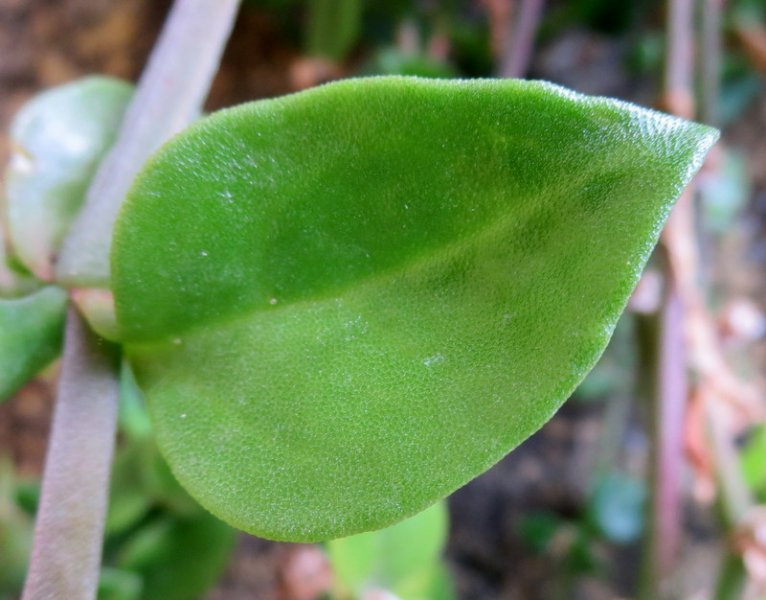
[22, 308, 119, 600]
[56, 0, 242, 289]
[22, 2, 242, 597]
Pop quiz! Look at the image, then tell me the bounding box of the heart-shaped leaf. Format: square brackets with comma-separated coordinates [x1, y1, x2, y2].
[0, 286, 67, 401]
[111, 78, 717, 541]
[4, 77, 132, 280]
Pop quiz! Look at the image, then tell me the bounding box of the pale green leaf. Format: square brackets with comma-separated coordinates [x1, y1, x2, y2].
[111, 77, 717, 541]
[4, 77, 132, 281]
[328, 500, 450, 599]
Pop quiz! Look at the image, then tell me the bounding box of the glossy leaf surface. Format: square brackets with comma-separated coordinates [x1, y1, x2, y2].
[112, 78, 717, 540]
[4, 77, 132, 280]
[0, 286, 67, 401]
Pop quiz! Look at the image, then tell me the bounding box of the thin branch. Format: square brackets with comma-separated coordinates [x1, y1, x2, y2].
[22, 308, 119, 600]
[654, 275, 687, 572]
[56, 0, 242, 289]
[700, 0, 722, 125]
[498, 0, 546, 79]
[663, 0, 695, 119]
[648, 0, 762, 597]
[640, 1, 697, 594]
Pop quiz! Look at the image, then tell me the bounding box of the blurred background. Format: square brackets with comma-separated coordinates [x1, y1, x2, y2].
[2, 0, 766, 599]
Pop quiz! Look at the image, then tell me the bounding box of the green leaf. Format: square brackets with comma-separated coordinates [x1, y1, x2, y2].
[112, 77, 717, 541]
[328, 500, 450, 600]
[306, 0, 361, 61]
[0, 460, 34, 595]
[0, 227, 39, 298]
[365, 48, 457, 79]
[4, 77, 132, 280]
[741, 424, 766, 500]
[0, 286, 67, 401]
[97, 568, 142, 600]
[114, 512, 235, 600]
[105, 442, 153, 537]
[117, 361, 153, 442]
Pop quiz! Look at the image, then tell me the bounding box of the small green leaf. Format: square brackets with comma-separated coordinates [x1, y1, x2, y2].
[0, 460, 34, 595]
[328, 500, 450, 599]
[112, 78, 717, 540]
[4, 77, 132, 280]
[117, 361, 152, 442]
[0, 227, 39, 298]
[0, 286, 67, 401]
[105, 442, 153, 537]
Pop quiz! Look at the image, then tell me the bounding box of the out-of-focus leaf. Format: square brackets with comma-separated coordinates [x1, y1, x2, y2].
[0, 461, 33, 596]
[112, 77, 717, 541]
[0, 286, 67, 402]
[4, 77, 132, 280]
[699, 148, 749, 233]
[105, 443, 152, 538]
[13, 480, 40, 517]
[517, 511, 563, 554]
[306, 0, 361, 60]
[115, 512, 235, 600]
[118, 361, 152, 442]
[588, 472, 645, 544]
[0, 228, 39, 298]
[97, 568, 142, 600]
[364, 48, 456, 78]
[742, 425, 766, 500]
[328, 501, 449, 600]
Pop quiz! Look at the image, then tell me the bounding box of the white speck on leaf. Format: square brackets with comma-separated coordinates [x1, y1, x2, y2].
[423, 353, 445, 367]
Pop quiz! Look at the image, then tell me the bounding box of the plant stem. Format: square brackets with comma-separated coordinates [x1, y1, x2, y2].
[663, 0, 695, 120]
[700, 0, 722, 125]
[655, 275, 687, 568]
[639, 1, 696, 597]
[639, 271, 687, 600]
[22, 308, 119, 600]
[56, 0, 241, 289]
[498, 0, 546, 79]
